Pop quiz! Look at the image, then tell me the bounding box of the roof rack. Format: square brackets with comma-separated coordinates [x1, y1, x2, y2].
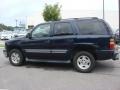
[60, 17, 98, 21]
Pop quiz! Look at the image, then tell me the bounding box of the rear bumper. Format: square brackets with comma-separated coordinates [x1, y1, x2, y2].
[112, 53, 119, 60]
[96, 48, 119, 60]
[113, 45, 120, 60]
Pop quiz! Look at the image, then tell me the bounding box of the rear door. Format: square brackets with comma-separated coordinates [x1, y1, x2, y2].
[76, 19, 112, 50]
[50, 22, 75, 61]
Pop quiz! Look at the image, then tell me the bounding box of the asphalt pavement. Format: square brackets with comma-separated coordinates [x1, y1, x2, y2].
[0, 48, 120, 90]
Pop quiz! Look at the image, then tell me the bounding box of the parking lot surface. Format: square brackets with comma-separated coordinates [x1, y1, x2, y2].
[0, 49, 120, 90]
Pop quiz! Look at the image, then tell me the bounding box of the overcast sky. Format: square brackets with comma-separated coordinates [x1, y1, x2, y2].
[0, 0, 118, 26]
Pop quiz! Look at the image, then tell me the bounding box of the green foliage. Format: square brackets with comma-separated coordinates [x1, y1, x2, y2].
[7, 26, 14, 30]
[0, 24, 14, 31]
[43, 3, 61, 21]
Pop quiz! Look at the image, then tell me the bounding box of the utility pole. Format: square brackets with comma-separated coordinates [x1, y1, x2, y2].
[103, 0, 105, 19]
[118, 0, 120, 39]
[15, 19, 18, 27]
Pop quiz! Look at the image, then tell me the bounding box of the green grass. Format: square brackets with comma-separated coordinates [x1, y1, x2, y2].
[0, 44, 4, 47]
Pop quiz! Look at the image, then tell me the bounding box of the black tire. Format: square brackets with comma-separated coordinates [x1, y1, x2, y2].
[9, 49, 25, 66]
[73, 51, 95, 73]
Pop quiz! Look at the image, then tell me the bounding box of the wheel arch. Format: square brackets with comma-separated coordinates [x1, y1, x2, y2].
[7, 45, 25, 57]
[70, 44, 97, 61]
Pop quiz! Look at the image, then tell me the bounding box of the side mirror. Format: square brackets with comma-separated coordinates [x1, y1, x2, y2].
[26, 33, 31, 39]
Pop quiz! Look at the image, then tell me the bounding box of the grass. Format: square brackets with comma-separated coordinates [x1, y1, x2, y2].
[0, 44, 4, 47]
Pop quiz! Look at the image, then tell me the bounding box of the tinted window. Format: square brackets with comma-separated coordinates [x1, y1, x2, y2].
[77, 20, 108, 35]
[54, 22, 73, 35]
[32, 24, 50, 38]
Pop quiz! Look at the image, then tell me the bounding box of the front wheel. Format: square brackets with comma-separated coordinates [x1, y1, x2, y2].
[73, 51, 95, 73]
[9, 49, 25, 66]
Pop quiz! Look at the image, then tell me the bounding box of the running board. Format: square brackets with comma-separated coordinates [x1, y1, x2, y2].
[26, 58, 71, 63]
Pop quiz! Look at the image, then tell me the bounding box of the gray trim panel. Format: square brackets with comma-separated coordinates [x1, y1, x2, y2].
[24, 49, 50, 53]
[24, 49, 67, 53]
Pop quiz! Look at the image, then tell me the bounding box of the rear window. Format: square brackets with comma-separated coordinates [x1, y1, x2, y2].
[77, 20, 108, 35]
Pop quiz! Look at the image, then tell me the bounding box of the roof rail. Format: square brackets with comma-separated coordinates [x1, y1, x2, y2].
[45, 17, 99, 22]
[60, 17, 98, 21]
[61, 18, 79, 21]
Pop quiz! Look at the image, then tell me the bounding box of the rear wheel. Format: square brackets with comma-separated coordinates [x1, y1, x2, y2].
[73, 51, 95, 73]
[9, 49, 25, 66]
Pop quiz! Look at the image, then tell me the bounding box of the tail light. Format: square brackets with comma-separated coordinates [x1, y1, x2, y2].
[109, 38, 115, 49]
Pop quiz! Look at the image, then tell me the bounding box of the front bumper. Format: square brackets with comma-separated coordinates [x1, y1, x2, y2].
[3, 50, 8, 57]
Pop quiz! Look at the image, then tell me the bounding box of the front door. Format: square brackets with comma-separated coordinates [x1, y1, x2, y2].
[22, 23, 52, 60]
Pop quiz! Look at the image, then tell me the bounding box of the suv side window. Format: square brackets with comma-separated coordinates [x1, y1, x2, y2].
[32, 24, 50, 38]
[53, 22, 73, 36]
[77, 20, 108, 35]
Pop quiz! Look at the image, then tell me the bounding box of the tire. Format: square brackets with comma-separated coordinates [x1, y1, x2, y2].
[9, 49, 25, 66]
[73, 51, 95, 73]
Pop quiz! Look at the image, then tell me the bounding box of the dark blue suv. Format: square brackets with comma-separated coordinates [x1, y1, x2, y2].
[3, 17, 119, 73]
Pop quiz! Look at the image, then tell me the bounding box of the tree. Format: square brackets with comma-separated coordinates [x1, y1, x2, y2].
[0, 24, 14, 31]
[43, 3, 61, 21]
[7, 26, 14, 31]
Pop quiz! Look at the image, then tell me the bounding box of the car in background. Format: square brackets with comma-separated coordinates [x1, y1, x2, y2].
[0, 31, 14, 40]
[114, 29, 119, 43]
[13, 30, 27, 38]
[0, 31, 2, 37]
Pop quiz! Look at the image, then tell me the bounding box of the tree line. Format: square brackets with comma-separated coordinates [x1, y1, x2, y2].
[0, 3, 61, 31]
[0, 24, 14, 31]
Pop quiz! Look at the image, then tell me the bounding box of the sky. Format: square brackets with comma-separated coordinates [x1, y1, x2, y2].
[0, 0, 118, 26]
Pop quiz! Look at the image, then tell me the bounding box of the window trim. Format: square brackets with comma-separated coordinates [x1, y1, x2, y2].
[76, 20, 109, 35]
[52, 22, 74, 36]
[31, 23, 51, 39]
[100, 20, 112, 35]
